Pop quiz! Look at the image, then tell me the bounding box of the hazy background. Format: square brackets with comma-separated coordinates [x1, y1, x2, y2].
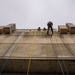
[0, 0, 75, 29]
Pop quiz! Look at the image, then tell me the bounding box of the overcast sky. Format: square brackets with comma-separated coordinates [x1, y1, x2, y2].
[0, 0, 75, 29]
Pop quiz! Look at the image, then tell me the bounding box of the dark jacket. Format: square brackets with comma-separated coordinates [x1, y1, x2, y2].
[47, 21, 53, 27]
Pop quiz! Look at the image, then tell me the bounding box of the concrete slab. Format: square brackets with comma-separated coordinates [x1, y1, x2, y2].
[0, 30, 75, 74]
[5, 44, 56, 59]
[0, 30, 75, 59]
[0, 35, 8, 43]
[0, 44, 11, 57]
[20, 36, 51, 44]
[1, 36, 18, 43]
[10, 31, 22, 36]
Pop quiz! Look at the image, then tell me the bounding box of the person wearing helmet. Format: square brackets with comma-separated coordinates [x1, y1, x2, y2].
[47, 21, 53, 35]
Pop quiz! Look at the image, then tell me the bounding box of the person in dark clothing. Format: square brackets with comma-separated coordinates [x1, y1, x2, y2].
[38, 27, 41, 31]
[47, 21, 53, 35]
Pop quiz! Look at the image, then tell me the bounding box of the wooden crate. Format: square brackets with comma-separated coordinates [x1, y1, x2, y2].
[66, 23, 75, 34]
[8, 23, 16, 31]
[68, 25, 75, 34]
[66, 23, 73, 27]
[0, 26, 4, 34]
[3, 23, 16, 34]
[58, 25, 68, 34]
[66, 23, 73, 31]
[7, 23, 16, 31]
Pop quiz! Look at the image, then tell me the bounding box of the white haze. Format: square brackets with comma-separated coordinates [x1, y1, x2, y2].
[0, 0, 75, 29]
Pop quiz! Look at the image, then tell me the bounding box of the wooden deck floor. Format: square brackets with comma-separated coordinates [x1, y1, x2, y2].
[0, 30, 75, 60]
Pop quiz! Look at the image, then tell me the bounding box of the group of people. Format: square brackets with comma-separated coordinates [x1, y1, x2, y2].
[38, 21, 53, 36]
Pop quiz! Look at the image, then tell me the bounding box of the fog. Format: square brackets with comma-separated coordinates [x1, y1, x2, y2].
[0, 0, 75, 29]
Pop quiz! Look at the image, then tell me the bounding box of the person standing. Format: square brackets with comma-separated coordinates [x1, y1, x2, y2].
[47, 21, 53, 35]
